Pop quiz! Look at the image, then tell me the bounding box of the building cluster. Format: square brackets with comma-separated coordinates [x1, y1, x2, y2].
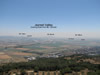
[39, 52, 64, 58]
[24, 52, 64, 61]
[24, 56, 36, 61]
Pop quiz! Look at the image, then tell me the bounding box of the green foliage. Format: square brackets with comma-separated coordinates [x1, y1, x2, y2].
[34, 66, 39, 72]
[20, 70, 26, 75]
[60, 67, 72, 75]
[42, 72, 45, 75]
[87, 72, 97, 75]
[0, 55, 100, 75]
[54, 72, 56, 75]
[47, 72, 50, 75]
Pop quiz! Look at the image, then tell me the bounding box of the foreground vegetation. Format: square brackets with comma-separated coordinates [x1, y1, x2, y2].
[0, 54, 100, 75]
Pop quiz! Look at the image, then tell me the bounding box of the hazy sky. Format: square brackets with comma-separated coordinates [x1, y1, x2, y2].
[0, 0, 100, 38]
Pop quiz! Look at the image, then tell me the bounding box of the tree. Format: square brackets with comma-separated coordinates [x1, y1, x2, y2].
[20, 70, 26, 75]
[34, 66, 39, 72]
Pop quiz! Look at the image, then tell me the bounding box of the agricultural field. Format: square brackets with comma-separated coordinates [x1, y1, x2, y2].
[0, 37, 100, 63]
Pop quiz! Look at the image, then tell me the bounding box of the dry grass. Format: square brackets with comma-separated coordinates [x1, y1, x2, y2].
[10, 52, 33, 56]
[0, 52, 5, 55]
[0, 54, 11, 59]
[15, 48, 30, 50]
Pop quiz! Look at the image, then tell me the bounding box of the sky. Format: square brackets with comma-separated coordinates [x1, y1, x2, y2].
[0, 0, 100, 38]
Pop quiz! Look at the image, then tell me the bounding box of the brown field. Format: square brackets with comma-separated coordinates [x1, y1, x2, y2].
[0, 52, 5, 55]
[0, 54, 11, 59]
[10, 52, 33, 56]
[78, 59, 100, 64]
[15, 48, 30, 50]
[40, 46, 56, 49]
